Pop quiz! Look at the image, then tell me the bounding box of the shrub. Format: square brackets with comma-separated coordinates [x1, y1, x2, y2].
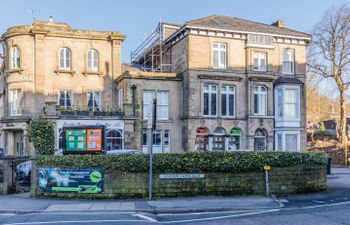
[37, 151, 328, 173]
[27, 117, 55, 155]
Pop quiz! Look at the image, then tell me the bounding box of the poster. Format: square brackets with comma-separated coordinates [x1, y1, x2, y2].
[86, 129, 102, 151]
[65, 129, 86, 151]
[38, 168, 104, 193]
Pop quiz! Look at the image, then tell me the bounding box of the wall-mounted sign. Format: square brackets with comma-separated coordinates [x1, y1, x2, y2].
[63, 126, 105, 154]
[38, 168, 104, 193]
[230, 128, 241, 136]
[159, 174, 205, 179]
[196, 127, 209, 135]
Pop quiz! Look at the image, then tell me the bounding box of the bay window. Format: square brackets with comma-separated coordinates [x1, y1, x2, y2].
[275, 86, 300, 120]
[213, 43, 226, 69]
[221, 85, 235, 117]
[203, 84, 217, 116]
[275, 131, 300, 152]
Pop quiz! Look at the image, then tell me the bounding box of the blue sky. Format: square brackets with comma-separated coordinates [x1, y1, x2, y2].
[0, 0, 344, 63]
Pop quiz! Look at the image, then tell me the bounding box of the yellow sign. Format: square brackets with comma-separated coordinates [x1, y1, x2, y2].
[264, 165, 271, 171]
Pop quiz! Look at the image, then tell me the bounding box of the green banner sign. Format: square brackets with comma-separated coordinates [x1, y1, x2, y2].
[65, 129, 87, 151]
[38, 168, 104, 193]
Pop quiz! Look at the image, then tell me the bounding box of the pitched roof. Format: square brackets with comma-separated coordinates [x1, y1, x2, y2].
[185, 15, 311, 38]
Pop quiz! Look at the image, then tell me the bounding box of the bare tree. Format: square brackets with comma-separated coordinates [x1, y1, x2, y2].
[309, 4, 350, 165]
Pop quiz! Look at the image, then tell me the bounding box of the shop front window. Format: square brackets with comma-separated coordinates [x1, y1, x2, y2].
[228, 128, 241, 151]
[195, 127, 209, 151]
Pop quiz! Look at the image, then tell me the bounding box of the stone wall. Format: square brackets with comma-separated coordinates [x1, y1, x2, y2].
[31, 164, 326, 199]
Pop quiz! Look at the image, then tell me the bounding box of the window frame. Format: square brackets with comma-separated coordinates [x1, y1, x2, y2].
[212, 43, 227, 69]
[9, 89, 21, 116]
[87, 91, 101, 111]
[87, 49, 99, 72]
[221, 85, 235, 117]
[252, 52, 267, 72]
[254, 129, 267, 151]
[253, 85, 267, 116]
[58, 90, 74, 110]
[11, 46, 21, 69]
[59, 47, 72, 70]
[282, 49, 295, 75]
[203, 84, 218, 117]
[156, 91, 169, 120]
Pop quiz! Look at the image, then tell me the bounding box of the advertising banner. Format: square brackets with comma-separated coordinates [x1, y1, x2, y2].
[86, 129, 102, 151]
[38, 168, 104, 193]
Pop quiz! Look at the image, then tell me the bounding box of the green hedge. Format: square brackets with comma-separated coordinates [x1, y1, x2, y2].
[36, 152, 328, 173]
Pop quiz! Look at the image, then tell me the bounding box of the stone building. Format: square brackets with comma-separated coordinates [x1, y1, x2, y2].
[0, 19, 126, 156]
[128, 15, 311, 152]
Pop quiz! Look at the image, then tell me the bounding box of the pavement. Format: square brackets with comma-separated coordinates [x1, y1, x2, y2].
[0, 167, 348, 215]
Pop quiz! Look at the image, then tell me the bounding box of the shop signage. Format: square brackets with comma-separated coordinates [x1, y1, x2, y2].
[196, 127, 209, 135]
[63, 126, 104, 153]
[230, 128, 241, 136]
[38, 168, 104, 193]
[159, 173, 205, 179]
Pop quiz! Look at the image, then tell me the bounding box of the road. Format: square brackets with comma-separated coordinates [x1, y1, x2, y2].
[0, 201, 350, 225]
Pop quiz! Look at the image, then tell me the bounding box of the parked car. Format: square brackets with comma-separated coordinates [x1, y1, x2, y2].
[106, 149, 142, 155]
[0, 148, 4, 159]
[15, 161, 32, 181]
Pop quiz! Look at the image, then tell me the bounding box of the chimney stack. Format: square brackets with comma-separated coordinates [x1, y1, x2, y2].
[272, 20, 285, 28]
[49, 16, 53, 23]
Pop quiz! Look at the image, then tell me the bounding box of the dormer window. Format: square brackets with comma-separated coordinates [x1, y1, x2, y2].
[87, 49, 99, 72]
[59, 48, 71, 70]
[11, 46, 21, 69]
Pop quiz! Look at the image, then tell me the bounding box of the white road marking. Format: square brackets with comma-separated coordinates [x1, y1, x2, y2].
[133, 213, 158, 222]
[2, 219, 148, 225]
[160, 209, 281, 224]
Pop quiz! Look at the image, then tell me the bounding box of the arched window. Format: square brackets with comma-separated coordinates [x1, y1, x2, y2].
[212, 127, 225, 151]
[59, 48, 71, 70]
[11, 46, 21, 69]
[87, 49, 99, 72]
[106, 129, 123, 151]
[228, 128, 241, 151]
[254, 128, 266, 151]
[253, 86, 267, 115]
[195, 127, 209, 151]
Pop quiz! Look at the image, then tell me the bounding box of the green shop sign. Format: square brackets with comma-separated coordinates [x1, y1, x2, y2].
[38, 168, 104, 194]
[230, 128, 241, 136]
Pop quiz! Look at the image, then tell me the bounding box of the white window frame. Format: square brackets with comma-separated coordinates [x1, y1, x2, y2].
[11, 46, 21, 69]
[87, 91, 101, 111]
[275, 131, 300, 152]
[203, 84, 218, 117]
[254, 129, 267, 151]
[282, 49, 294, 74]
[253, 86, 267, 116]
[118, 88, 123, 108]
[212, 43, 227, 69]
[143, 90, 155, 120]
[59, 47, 71, 70]
[252, 52, 267, 71]
[87, 49, 99, 72]
[156, 91, 169, 120]
[221, 85, 235, 117]
[275, 85, 300, 121]
[58, 90, 73, 109]
[9, 89, 21, 116]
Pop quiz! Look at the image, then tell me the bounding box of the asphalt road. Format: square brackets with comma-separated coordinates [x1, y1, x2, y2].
[0, 202, 350, 225]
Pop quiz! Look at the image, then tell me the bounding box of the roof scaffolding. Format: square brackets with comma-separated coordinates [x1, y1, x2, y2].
[130, 22, 173, 73]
